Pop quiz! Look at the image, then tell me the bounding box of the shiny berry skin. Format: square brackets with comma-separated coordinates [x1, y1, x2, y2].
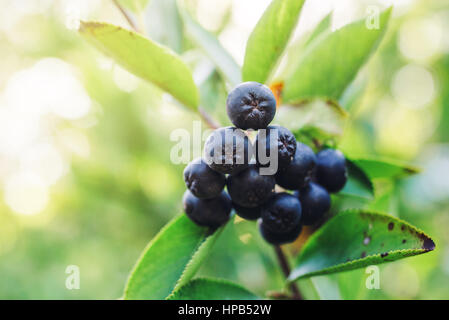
[184, 158, 226, 199]
[204, 127, 253, 175]
[183, 190, 232, 228]
[226, 82, 276, 130]
[294, 182, 331, 226]
[255, 125, 297, 170]
[233, 202, 262, 220]
[227, 164, 275, 208]
[261, 193, 302, 234]
[315, 149, 347, 193]
[275, 142, 316, 190]
[258, 219, 302, 245]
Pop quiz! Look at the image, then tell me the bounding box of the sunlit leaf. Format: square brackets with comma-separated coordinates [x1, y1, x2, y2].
[242, 0, 306, 84]
[79, 21, 199, 110]
[117, 0, 150, 13]
[167, 278, 259, 300]
[283, 8, 392, 104]
[145, 0, 183, 53]
[180, 9, 241, 86]
[289, 209, 435, 281]
[276, 100, 348, 140]
[124, 214, 227, 299]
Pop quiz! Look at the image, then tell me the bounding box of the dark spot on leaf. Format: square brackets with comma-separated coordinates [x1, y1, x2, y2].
[422, 237, 435, 251]
[401, 225, 405, 231]
[388, 222, 394, 231]
[361, 252, 366, 258]
[380, 252, 389, 258]
[402, 239, 407, 244]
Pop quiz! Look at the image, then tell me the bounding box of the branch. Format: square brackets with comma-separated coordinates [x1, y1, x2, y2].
[199, 107, 220, 130]
[274, 246, 302, 300]
[112, 0, 141, 33]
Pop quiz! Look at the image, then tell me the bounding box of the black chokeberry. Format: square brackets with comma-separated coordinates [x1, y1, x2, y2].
[183, 190, 232, 228]
[233, 202, 262, 220]
[227, 164, 275, 208]
[226, 82, 276, 130]
[261, 193, 302, 234]
[294, 182, 331, 226]
[258, 219, 302, 245]
[275, 142, 316, 190]
[255, 125, 297, 170]
[184, 157, 226, 199]
[315, 149, 347, 193]
[204, 127, 253, 175]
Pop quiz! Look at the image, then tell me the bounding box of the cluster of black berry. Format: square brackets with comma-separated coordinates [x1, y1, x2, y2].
[182, 82, 348, 245]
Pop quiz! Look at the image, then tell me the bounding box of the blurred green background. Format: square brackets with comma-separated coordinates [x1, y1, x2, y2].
[0, 0, 448, 299]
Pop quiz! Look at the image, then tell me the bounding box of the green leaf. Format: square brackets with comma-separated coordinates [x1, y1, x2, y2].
[276, 100, 348, 140]
[289, 210, 435, 281]
[351, 157, 420, 180]
[242, 0, 306, 84]
[79, 21, 199, 110]
[339, 160, 374, 199]
[303, 12, 332, 48]
[117, 0, 150, 13]
[180, 9, 241, 86]
[283, 7, 392, 104]
[274, 13, 332, 83]
[124, 214, 226, 299]
[145, 0, 183, 53]
[167, 278, 260, 300]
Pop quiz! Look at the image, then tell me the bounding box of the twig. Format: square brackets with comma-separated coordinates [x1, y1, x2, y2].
[112, 0, 141, 33]
[274, 246, 302, 300]
[199, 107, 220, 130]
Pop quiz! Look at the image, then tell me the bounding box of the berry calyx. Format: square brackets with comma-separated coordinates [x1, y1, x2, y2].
[226, 82, 276, 130]
[204, 127, 253, 175]
[255, 125, 297, 170]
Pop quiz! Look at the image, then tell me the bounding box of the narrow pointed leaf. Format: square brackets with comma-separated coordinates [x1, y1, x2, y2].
[124, 214, 226, 299]
[242, 0, 306, 84]
[180, 9, 241, 86]
[351, 157, 420, 180]
[283, 7, 392, 104]
[79, 21, 199, 110]
[117, 0, 150, 13]
[145, 0, 183, 53]
[339, 160, 374, 199]
[167, 278, 260, 300]
[289, 210, 435, 281]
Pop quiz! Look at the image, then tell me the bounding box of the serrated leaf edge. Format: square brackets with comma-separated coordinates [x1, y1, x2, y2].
[171, 220, 229, 294]
[123, 214, 209, 299]
[288, 209, 435, 281]
[167, 277, 260, 300]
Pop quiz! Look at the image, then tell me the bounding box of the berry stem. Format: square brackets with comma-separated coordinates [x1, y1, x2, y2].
[112, 0, 142, 33]
[274, 245, 302, 300]
[199, 107, 220, 129]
